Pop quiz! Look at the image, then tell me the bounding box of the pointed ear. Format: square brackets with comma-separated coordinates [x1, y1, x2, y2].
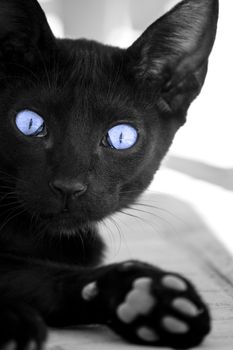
[126, 0, 219, 115]
[0, 0, 55, 68]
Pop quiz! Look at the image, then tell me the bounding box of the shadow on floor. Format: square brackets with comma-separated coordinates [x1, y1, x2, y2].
[164, 155, 233, 191]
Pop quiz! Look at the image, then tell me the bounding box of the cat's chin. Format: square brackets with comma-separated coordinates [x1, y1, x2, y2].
[39, 212, 86, 236]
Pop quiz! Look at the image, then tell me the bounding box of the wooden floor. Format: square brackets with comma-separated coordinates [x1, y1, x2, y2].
[46, 192, 233, 349]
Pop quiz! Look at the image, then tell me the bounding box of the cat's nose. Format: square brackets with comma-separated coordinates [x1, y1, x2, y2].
[49, 179, 87, 198]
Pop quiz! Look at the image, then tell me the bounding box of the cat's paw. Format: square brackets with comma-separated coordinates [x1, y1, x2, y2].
[0, 305, 47, 350]
[82, 261, 210, 349]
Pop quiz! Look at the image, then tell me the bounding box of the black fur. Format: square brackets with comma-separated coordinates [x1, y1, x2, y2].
[0, 0, 218, 349]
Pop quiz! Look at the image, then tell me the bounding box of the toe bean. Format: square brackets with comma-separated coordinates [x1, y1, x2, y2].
[172, 298, 199, 317]
[137, 327, 159, 342]
[81, 282, 98, 301]
[162, 275, 187, 291]
[162, 316, 189, 333]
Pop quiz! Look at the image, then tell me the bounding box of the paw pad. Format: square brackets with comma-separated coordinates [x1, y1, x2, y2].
[162, 316, 189, 334]
[161, 275, 187, 291]
[137, 327, 159, 342]
[133, 277, 152, 290]
[172, 297, 199, 317]
[117, 303, 137, 324]
[117, 277, 155, 324]
[26, 341, 37, 350]
[81, 281, 98, 301]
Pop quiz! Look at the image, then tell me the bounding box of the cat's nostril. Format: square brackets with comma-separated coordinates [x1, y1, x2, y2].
[49, 179, 87, 198]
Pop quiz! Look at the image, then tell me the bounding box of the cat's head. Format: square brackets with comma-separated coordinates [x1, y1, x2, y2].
[0, 0, 218, 235]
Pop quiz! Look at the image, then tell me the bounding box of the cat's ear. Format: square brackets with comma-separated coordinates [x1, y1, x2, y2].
[126, 0, 218, 115]
[0, 0, 55, 68]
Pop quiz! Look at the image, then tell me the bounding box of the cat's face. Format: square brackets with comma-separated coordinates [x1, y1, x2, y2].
[0, 41, 175, 233]
[0, 0, 218, 235]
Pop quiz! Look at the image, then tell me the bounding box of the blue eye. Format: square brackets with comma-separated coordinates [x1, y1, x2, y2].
[15, 110, 46, 137]
[106, 124, 138, 150]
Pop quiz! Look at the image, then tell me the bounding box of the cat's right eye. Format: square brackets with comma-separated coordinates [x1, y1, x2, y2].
[15, 110, 47, 137]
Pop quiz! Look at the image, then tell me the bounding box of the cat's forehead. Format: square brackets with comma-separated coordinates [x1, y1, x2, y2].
[56, 39, 125, 87]
[27, 39, 136, 123]
[12, 39, 140, 135]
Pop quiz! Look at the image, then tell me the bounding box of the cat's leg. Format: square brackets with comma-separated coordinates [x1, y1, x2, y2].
[0, 253, 116, 350]
[0, 255, 210, 349]
[80, 260, 210, 349]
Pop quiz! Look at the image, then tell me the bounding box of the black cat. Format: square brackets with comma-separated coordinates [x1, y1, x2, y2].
[0, 0, 218, 349]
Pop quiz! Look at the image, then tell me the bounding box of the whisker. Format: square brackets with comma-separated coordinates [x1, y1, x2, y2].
[118, 209, 151, 226]
[128, 206, 176, 233]
[0, 200, 23, 209]
[0, 193, 18, 202]
[107, 216, 123, 256]
[0, 201, 25, 215]
[100, 218, 116, 249]
[0, 207, 27, 233]
[0, 170, 28, 185]
[0, 184, 15, 189]
[134, 202, 186, 225]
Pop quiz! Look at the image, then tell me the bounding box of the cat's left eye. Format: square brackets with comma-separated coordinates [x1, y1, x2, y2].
[104, 124, 138, 150]
[15, 110, 47, 137]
